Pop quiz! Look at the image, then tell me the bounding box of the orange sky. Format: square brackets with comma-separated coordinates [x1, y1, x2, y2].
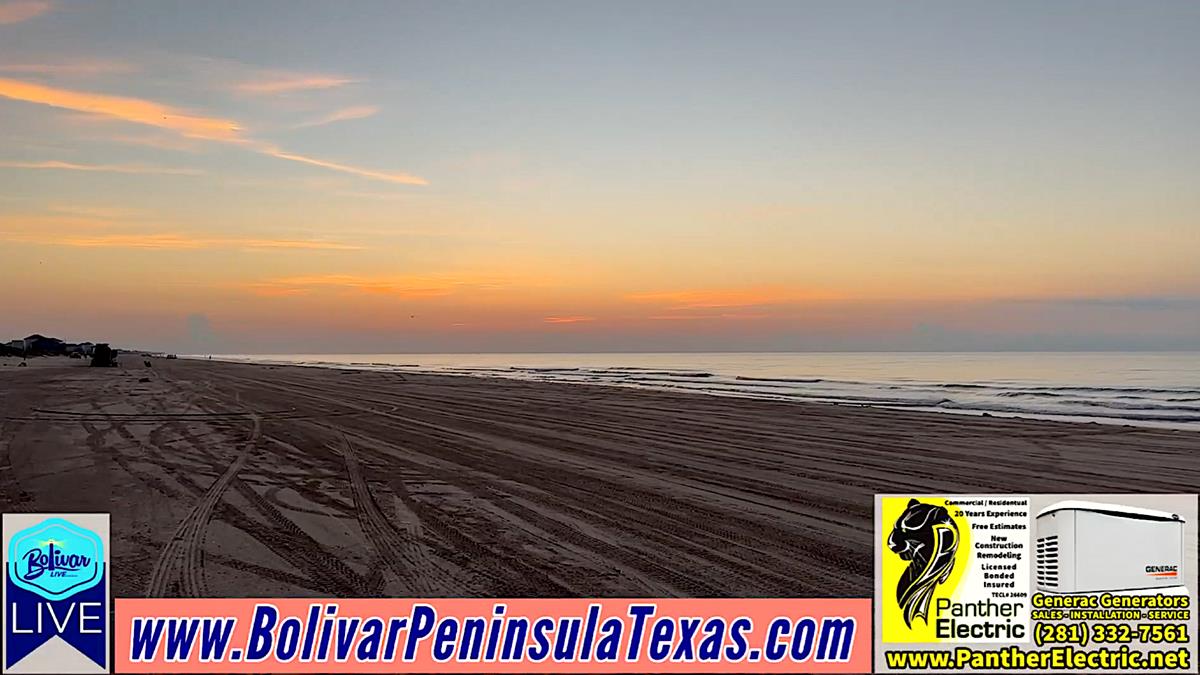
[1, 2, 1197, 352]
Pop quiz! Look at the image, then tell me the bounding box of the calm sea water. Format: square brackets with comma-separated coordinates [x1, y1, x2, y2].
[207, 352, 1200, 429]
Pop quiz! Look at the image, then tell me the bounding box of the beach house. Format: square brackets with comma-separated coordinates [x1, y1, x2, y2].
[22, 335, 66, 355]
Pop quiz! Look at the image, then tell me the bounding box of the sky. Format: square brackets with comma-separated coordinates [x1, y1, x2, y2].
[0, 0, 1197, 353]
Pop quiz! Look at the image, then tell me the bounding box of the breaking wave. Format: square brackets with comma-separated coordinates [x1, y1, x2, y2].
[209, 352, 1200, 430]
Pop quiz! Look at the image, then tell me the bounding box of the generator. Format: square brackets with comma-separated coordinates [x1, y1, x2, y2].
[1035, 501, 1185, 594]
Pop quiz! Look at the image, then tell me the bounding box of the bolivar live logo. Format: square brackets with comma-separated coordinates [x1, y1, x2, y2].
[3, 514, 109, 674]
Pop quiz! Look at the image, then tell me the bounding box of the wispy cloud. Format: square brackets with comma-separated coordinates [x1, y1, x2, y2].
[0, 209, 358, 250]
[248, 274, 461, 298]
[293, 105, 380, 129]
[647, 313, 772, 321]
[1, 231, 361, 250]
[628, 286, 834, 309]
[0, 60, 136, 76]
[260, 146, 426, 185]
[48, 204, 149, 219]
[543, 316, 595, 324]
[245, 273, 528, 298]
[231, 238, 362, 251]
[235, 75, 357, 95]
[1012, 296, 1200, 311]
[0, 0, 51, 25]
[333, 190, 412, 201]
[0, 160, 203, 175]
[0, 77, 427, 185]
[0, 77, 241, 140]
[0, 213, 127, 230]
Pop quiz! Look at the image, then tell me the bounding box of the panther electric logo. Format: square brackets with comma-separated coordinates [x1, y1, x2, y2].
[3, 514, 109, 674]
[887, 499, 961, 629]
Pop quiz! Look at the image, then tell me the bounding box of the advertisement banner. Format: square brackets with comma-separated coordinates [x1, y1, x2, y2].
[115, 597, 871, 673]
[875, 494, 1197, 673]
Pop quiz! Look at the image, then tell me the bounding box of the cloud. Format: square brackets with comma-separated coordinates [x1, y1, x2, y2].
[230, 238, 362, 251]
[245, 272, 534, 298]
[293, 105, 380, 129]
[48, 204, 149, 219]
[1013, 296, 1200, 311]
[0, 160, 203, 175]
[0, 210, 362, 252]
[260, 146, 427, 185]
[647, 313, 772, 321]
[0, 231, 361, 250]
[0, 0, 51, 25]
[0, 60, 136, 75]
[248, 274, 462, 298]
[0, 77, 427, 185]
[627, 286, 834, 310]
[235, 75, 357, 95]
[543, 316, 595, 324]
[0, 76, 241, 140]
[333, 190, 412, 201]
[52, 233, 212, 249]
[0, 213, 125, 230]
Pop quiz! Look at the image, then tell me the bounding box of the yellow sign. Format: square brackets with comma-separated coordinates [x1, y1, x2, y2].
[880, 496, 972, 643]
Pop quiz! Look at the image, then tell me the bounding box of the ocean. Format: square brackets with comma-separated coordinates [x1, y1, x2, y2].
[206, 352, 1200, 429]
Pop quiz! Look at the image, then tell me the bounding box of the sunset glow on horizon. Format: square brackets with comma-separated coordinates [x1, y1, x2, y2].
[1, 1, 1197, 352]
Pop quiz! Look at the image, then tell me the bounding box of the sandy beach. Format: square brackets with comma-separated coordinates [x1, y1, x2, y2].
[1, 356, 1196, 599]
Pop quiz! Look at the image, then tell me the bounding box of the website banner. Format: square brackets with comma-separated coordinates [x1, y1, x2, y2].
[875, 494, 1198, 673]
[115, 598, 870, 673]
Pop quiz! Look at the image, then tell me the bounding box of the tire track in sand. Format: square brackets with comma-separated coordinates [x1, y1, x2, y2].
[231, 476, 373, 596]
[338, 430, 575, 596]
[0, 422, 36, 512]
[146, 411, 261, 597]
[338, 433, 438, 596]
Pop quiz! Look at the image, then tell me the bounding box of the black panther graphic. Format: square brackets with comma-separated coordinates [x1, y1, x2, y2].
[887, 499, 960, 628]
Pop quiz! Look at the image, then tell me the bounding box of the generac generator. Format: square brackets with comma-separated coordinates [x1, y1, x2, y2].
[1035, 501, 1185, 594]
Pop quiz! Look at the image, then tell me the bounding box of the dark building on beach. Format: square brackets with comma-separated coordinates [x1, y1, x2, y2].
[23, 334, 66, 355]
[3, 335, 101, 357]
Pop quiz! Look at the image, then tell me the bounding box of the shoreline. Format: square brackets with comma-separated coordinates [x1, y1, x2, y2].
[1, 357, 1197, 599]
[188, 353, 1200, 431]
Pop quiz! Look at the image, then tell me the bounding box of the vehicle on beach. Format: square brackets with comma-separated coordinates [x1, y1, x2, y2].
[90, 344, 118, 367]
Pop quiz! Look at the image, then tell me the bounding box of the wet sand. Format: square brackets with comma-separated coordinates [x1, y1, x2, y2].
[1, 356, 1196, 598]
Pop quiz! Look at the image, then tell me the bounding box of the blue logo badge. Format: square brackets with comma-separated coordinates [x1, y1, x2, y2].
[8, 518, 104, 600]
